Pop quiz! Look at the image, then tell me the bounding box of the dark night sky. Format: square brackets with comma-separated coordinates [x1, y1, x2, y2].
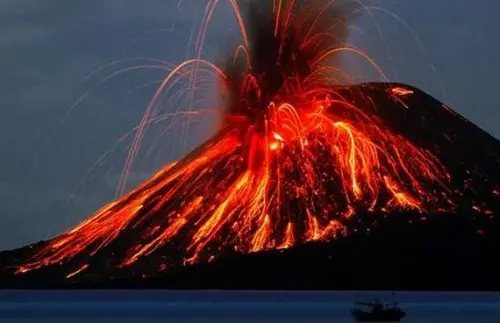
[0, 0, 498, 249]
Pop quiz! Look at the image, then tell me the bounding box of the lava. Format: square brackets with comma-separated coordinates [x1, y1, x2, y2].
[14, 0, 469, 277]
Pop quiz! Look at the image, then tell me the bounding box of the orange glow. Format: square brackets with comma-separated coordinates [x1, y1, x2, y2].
[16, 0, 463, 276]
[390, 86, 414, 96]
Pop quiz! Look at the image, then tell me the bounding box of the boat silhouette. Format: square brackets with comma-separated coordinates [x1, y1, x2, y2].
[352, 300, 406, 322]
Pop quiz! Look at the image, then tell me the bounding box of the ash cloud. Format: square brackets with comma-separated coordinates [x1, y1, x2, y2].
[219, 0, 362, 121]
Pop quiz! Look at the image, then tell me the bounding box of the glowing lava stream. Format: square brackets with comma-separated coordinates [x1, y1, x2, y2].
[17, 0, 455, 274]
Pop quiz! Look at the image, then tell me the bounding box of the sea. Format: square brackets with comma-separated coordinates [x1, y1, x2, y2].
[0, 290, 499, 322]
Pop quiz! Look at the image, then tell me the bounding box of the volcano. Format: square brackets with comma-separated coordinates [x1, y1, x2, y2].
[1, 0, 499, 289]
[2, 82, 499, 289]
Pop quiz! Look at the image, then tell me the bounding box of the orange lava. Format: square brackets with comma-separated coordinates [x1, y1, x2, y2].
[17, 0, 456, 275]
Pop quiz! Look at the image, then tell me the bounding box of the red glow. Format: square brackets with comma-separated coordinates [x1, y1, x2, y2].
[16, 0, 468, 276]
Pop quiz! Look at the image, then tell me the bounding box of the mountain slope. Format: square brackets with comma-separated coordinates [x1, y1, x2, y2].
[1, 82, 499, 289]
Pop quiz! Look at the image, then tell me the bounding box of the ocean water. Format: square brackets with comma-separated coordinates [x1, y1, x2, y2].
[0, 290, 499, 322]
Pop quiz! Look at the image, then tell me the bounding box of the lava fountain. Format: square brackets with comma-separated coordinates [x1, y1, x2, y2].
[15, 0, 459, 277]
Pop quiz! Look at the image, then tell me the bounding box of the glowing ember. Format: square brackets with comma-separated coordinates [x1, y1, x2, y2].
[390, 87, 414, 96]
[15, 0, 465, 276]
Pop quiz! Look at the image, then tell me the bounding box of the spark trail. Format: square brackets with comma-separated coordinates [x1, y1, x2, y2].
[15, 0, 477, 276]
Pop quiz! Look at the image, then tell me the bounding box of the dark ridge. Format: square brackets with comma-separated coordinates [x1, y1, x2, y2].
[2, 212, 500, 290]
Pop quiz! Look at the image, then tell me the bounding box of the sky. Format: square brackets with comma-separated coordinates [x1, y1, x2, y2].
[0, 0, 498, 250]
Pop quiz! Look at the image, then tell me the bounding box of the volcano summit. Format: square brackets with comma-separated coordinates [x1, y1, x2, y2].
[1, 0, 499, 289]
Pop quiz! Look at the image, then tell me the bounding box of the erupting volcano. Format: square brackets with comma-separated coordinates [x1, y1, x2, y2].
[1, 0, 499, 288]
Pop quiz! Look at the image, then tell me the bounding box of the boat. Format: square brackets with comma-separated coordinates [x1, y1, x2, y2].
[352, 301, 406, 322]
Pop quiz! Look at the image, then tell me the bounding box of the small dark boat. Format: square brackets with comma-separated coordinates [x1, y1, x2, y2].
[352, 301, 406, 322]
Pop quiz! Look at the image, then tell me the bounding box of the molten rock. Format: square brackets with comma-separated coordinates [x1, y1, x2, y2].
[1, 0, 499, 286]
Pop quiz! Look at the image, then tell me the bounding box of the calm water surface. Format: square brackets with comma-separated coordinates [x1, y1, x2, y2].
[1, 290, 499, 322]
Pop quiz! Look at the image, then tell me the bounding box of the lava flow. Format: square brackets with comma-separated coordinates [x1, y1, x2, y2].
[8, 0, 499, 279]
